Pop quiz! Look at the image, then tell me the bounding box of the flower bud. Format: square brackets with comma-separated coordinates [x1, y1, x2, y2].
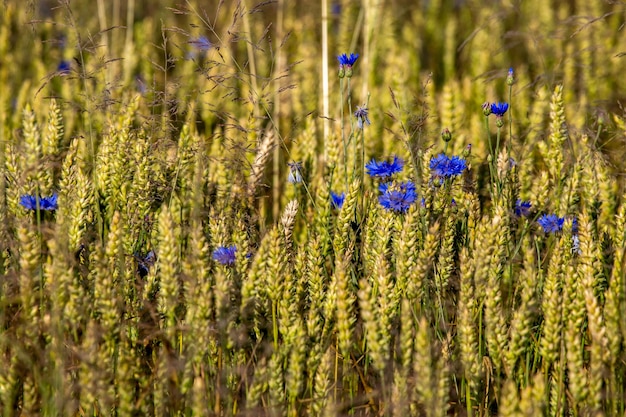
[482, 102, 492, 116]
[441, 128, 452, 143]
[506, 67, 515, 86]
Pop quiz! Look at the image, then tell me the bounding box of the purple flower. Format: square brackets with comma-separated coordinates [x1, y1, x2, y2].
[136, 250, 156, 277]
[378, 181, 417, 213]
[429, 153, 467, 179]
[537, 214, 564, 233]
[515, 200, 531, 217]
[331, 191, 345, 209]
[57, 60, 71, 75]
[354, 105, 370, 128]
[20, 193, 58, 211]
[337, 53, 359, 67]
[213, 246, 237, 265]
[365, 156, 404, 178]
[490, 102, 509, 117]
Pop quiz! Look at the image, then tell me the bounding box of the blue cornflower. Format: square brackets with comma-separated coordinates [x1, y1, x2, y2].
[429, 153, 467, 179]
[537, 214, 564, 233]
[337, 53, 359, 67]
[378, 181, 417, 213]
[571, 217, 578, 235]
[136, 250, 156, 277]
[490, 102, 509, 117]
[365, 156, 404, 178]
[515, 199, 532, 217]
[20, 193, 58, 211]
[213, 245, 237, 265]
[287, 161, 303, 184]
[337, 53, 358, 78]
[331, 191, 345, 209]
[57, 60, 70, 74]
[190, 36, 212, 52]
[354, 105, 370, 129]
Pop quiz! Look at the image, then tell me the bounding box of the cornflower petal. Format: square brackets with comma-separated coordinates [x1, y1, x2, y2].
[515, 199, 532, 217]
[378, 181, 417, 213]
[429, 153, 466, 178]
[490, 102, 509, 117]
[365, 156, 404, 178]
[331, 191, 345, 209]
[537, 214, 564, 233]
[213, 246, 237, 265]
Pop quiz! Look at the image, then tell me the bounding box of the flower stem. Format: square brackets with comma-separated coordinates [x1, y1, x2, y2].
[495, 126, 502, 196]
[340, 77, 347, 185]
[347, 78, 355, 180]
[484, 116, 497, 195]
[508, 84, 513, 158]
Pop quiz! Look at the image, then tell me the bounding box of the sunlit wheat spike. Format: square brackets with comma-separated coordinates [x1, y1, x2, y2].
[407, 222, 439, 303]
[157, 205, 181, 342]
[334, 251, 356, 360]
[393, 203, 421, 294]
[505, 236, 538, 376]
[21, 104, 42, 188]
[413, 317, 434, 412]
[539, 233, 565, 366]
[184, 220, 213, 338]
[577, 212, 609, 413]
[248, 128, 275, 196]
[358, 267, 382, 368]
[94, 212, 124, 344]
[564, 270, 589, 409]
[43, 98, 63, 156]
[285, 319, 307, 411]
[545, 85, 567, 190]
[310, 347, 333, 416]
[280, 199, 299, 248]
[458, 248, 481, 395]
[484, 206, 510, 371]
[66, 169, 93, 251]
[604, 197, 626, 367]
[305, 235, 328, 342]
[268, 350, 285, 413]
[17, 224, 40, 341]
[434, 203, 456, 294]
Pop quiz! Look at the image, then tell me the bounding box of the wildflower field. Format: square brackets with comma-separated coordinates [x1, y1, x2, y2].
[2, 0, 626, 415]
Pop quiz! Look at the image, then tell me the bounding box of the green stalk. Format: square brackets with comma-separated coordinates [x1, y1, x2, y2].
[347, 77, 355, 179]
[484, 116, 497, 196]
[466, 379, 473, 417]
[340, 77, 347, 184]
[35, 190, 43, 312]
[495, 126, 502, 196]
[508, 84, 513, 159]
